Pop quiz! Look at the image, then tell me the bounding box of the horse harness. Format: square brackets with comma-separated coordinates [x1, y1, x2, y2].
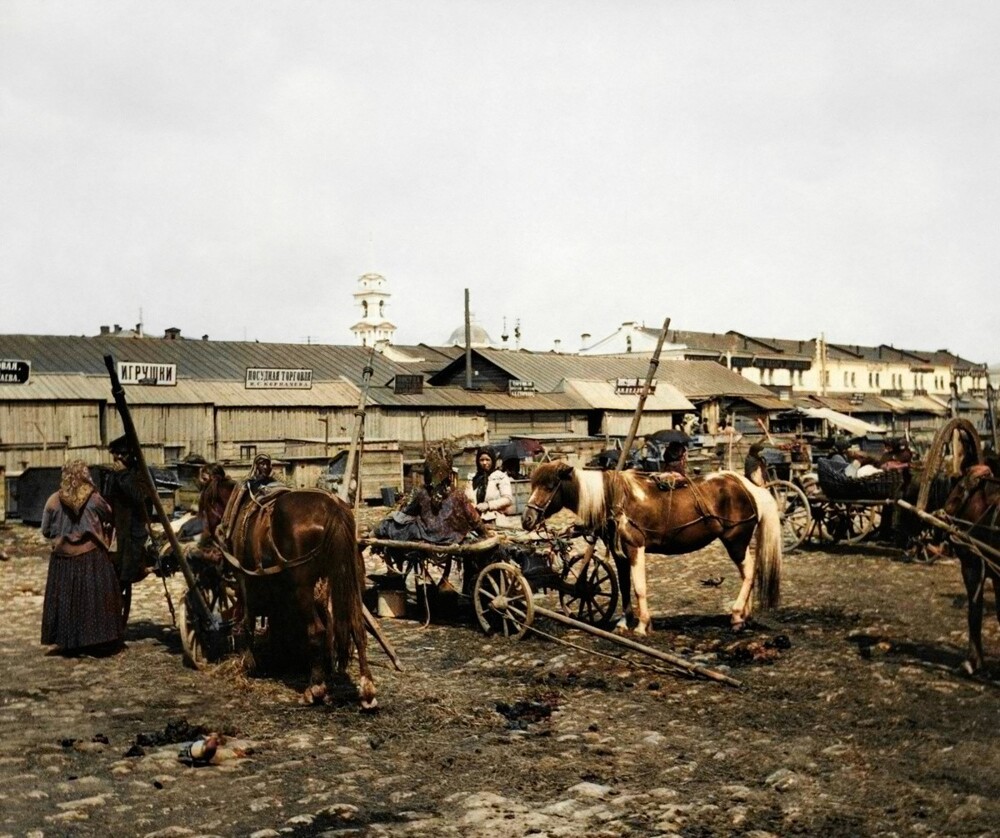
[215, 486, 324, 577]
[615, 471, 759, 541]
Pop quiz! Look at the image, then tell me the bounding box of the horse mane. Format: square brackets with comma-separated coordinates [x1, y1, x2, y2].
[200, 472, 235, 522]
[575, 467, 609, 526]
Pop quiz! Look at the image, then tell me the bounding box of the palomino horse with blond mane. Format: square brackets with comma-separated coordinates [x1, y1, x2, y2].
[521, 463, 782, 635]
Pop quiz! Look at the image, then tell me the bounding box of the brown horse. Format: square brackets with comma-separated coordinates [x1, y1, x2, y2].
[200, 471, 376, 708]
[942, 462, 1000, 675]
[522, 463, 782, 635]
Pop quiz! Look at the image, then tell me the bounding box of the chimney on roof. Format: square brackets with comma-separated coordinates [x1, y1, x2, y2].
[554, 339, 561, 352]
[202, 334, 209, 341]
[114, 324, 121, 333]
[580, 332, 591, 350]
[100, 325, 110, 335]
[164, 327, 181, 340]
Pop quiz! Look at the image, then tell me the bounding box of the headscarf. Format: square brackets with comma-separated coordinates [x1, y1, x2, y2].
[58, 459, 95, 516]
[421, 448, 455, 510]
[472, 447, 497, 503]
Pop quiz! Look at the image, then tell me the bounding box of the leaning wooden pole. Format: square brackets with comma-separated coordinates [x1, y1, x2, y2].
[530, 603, 742, 687]
[104, 354, 228, 659]
[987, 384, 999, 453]
[362, 603, 403, 671]
[339, 348, 376, 506]
[616, 317, 671, 471]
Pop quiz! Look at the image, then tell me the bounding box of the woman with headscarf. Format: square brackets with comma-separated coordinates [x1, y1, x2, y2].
[465, 447, 516, 527]
[40, 460, 124, 655]
[374, 448, 486, 545]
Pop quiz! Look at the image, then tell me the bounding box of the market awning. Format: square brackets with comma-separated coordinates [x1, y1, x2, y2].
[798, 407, 884, 436]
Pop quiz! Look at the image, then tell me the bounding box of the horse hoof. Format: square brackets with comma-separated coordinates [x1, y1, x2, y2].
[301, 684, 327, 705]
[361, 697, 379, 712]
[731, 619, 749, 633]
[960, 660, 978, 676]
[613, 618, 629, 636]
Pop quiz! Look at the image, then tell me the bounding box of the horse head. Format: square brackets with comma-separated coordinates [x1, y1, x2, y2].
[521, 461, 574, 530]
[198, 466, 235, 536]
[943, 464, 994, 519]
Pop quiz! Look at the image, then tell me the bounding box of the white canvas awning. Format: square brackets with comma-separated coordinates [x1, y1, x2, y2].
[799, 407, 884, 436]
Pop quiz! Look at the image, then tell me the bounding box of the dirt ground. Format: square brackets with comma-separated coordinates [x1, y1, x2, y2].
[2, 506, 1000, 838]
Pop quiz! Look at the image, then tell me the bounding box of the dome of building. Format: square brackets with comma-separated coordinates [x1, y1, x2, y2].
[445, 321, 494, 348]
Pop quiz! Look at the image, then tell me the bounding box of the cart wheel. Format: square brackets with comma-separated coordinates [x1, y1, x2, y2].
[820, 503, 876, 544]
[179, 563, 238, 669]
[474, 562, 534, 639]
[916, 417, 983, 512]
[766, 479, 812, 553]
[559, 551, 619, 627]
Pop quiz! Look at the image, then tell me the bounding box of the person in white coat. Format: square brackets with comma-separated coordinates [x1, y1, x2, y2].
[465, 447, 516, 527]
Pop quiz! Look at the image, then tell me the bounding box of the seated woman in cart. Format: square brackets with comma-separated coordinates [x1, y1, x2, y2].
[374, 449, 488, 546]
[373, 449, 491, 594]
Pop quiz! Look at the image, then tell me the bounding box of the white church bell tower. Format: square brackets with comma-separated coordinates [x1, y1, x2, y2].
[350, 272, 397, 347]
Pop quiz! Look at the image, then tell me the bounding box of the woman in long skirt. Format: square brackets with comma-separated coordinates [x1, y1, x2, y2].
[40, 460, 124, 655]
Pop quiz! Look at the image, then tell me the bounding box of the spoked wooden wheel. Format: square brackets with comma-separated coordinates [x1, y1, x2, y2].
[474, 562, 534, 639]
[916, 417, 983, 512]
[818, 503, 877, 544]
[559, 551, 619, 627]
[179, 561, 238, 669]
[766, 479, 812, 553]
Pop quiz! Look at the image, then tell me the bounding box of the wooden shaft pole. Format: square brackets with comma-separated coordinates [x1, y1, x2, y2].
[361, 604, 403, 671]
[530, 602, 742, 687]
[896, 499, 1000, 563]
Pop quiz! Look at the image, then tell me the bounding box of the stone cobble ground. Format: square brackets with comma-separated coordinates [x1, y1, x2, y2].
[2, 514, 1000, 838]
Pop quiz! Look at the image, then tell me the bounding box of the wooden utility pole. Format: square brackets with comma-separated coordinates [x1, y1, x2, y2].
[340, 348, 376, 507]
[616, 318, 671, 471]
[464, 288, 473, 390]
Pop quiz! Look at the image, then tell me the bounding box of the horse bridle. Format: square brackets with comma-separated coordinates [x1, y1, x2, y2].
[524, 481, 560, 521]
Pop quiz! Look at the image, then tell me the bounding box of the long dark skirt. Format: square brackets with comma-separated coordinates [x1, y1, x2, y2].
[41, 547, 124, 652]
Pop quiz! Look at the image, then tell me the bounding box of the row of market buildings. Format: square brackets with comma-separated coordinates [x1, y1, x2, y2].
[0, 328, 993, 509]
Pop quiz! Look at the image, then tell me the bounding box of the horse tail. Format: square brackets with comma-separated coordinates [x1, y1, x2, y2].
[321, 498, 376, 706]
[735, 474, 782, 610]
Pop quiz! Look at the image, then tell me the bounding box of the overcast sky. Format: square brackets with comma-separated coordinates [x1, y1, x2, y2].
[2, 1, 997, 363]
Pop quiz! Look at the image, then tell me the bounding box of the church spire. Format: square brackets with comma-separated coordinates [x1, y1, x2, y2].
[349, 272, 397, 347]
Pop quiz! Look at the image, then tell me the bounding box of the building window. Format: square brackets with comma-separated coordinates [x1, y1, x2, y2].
[851, 372, 856, 387]
[240, 444, 257, 460]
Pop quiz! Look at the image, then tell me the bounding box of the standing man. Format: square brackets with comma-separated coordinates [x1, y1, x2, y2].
[106, 435, 153, 587]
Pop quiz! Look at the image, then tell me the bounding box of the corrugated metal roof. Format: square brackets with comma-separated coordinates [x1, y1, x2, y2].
[0, 335, 433, 386]
[0, 374, 360, 407]
[735, 394, 793, 411]
[470, 350, 773, 399]
[563, 379, 694, 411]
